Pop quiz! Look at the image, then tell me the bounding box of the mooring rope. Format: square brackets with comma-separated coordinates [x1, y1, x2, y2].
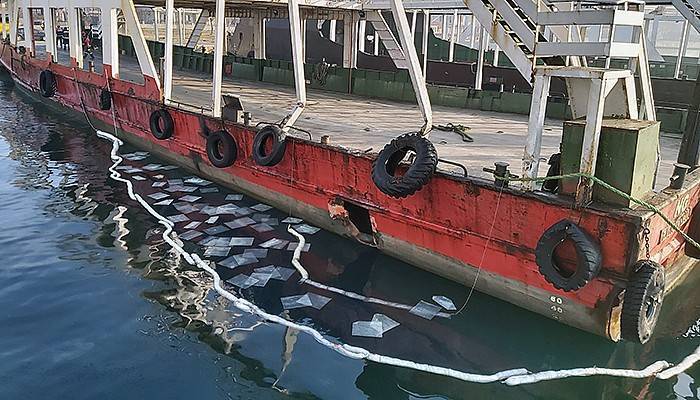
[93, 128, 700, 386]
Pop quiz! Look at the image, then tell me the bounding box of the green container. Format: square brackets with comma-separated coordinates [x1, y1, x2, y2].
[560, 119, 660, 207]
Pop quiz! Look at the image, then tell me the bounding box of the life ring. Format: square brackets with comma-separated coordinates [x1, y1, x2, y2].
[206, 130, 237, 168]
[371, 133, 437, 198]
[535, 219, 602, 292]
[621, 260, 665, 343]
[99, 89, 112, 111]
[39, 70, 56, 98]
[252, 125, 286, 167]
[149, 109, 173, 140]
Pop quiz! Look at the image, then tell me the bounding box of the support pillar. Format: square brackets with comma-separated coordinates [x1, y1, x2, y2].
[23, 7, 34, 55]
[448, 10, 457, 62]
[68, 6, 82, 68]
[493, 45, 500, 67]
[283, 0, 307, 131]
[342, 11, 358, 69]
[358, 19, 366, 52]
[163, 0, 175, 101]
[411, 10, 417, 36]
[441, 14, 447, 40]
[253, 10, 266, 59]
[373, 30, 379, 55]
[212, 0, 225, 117]
[43, 7, 57, 62]
[329, 19, 336, 42]
[675, 20, 690, 79]
[102, 7, 120, 78]
[153, 8, 159, 41]
[475, 27, 486, 90]
[389, 0, 432, 132]
[522, 74, 551, 188]
[421, 10, 429, 77]
[469, 15, 476, 48]
[576, 78, 609, 204]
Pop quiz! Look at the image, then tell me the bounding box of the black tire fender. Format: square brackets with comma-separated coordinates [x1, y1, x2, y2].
[371, 133, 437, 198]
[535, 219, 602, 292]
[252, 125, 286, 167]
[206, 130, 237, 168]
[149, 109, 174, 140]
[99, 89, 112, 111]
[621, 260, 665, 344]
[39, 69, 56, 98]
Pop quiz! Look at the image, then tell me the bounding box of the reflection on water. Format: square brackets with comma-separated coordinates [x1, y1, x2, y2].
[1, 69, 700, 399]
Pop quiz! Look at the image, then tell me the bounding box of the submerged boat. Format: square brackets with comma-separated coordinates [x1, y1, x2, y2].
[3, 0, 700, 343]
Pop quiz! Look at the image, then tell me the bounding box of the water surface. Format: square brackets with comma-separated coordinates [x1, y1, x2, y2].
[1, 71, 700, 399]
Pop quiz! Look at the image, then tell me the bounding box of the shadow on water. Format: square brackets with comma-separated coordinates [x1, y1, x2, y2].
[1, 68, 700, 399]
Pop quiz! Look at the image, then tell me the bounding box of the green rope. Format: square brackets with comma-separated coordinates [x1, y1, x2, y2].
[495, 172, 700, 253]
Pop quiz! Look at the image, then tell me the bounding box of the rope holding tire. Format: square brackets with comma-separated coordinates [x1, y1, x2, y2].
[99, 89, 112, 111]
[252, 125, 286, 167]
[149, 109, 174, 140]
[535, 219, 602, 292]
[39, 69, 56, 98]
[371, 133, 438, 198]
[206, 130, 237, 168]
[621, 260, 665, 344]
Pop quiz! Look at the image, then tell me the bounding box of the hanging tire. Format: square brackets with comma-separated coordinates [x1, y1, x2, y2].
[149, 109, 173, 140]
[371, 133, 437, 198]
[621, 260, 665, 344]
[39, 69, 56, 98]
[252, 125, 286, 167]
[535, 219, 602, 292]
[206, 130, 237, 168]
[99, 89, 112, 111]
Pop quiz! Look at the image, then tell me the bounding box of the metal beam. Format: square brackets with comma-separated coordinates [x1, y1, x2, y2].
[282, 0, 307, 131]
[475, 26, 485, 90]
[103, 6, 120, 78]
[163, 0, 175, 101]
[389, 0, 432, 133]
[422, 9, 429, 76]
[43, 6, 57, 61]
[675, 20, 690, 79]
[448, 9, 457, 62]
[212, 0, 225, 117]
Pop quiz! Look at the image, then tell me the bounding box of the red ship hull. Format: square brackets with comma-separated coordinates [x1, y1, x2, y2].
[5, 44, 700, 340]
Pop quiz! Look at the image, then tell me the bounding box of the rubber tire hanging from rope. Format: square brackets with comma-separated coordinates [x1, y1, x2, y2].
[39, 70, 57, 98]
[99, 89, 112, 111]
[252, 125, 286, 167]
[371, 133, 438, 198]
[206, 130, 237, 168]
[149, 109, 174, 140]
[535, 220, 602, 292]
[621, 260, 665, 344]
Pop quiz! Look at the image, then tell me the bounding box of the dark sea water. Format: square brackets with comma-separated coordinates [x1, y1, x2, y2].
[2, 70, 700, 400]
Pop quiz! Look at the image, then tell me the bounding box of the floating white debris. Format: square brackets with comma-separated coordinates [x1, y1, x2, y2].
[200, 237, 232, 247]
[225, 217, 256, 229]
[432, 295, 457, 311]
[183, 221, 202, 229]
[254, 265, 295, 281]
[229, 237, 255, 246]
[220, 254, 259, 268]
[131, 175, 147, 181]
[153, 199, 173, 206]
[184, 177, 212, 186]
[233, 207, 254, 216]
[154, 174, 165, 179]
[352, 321, 384, 338]
[372, 314, 400, 333]
[409, 300, 442, 320]
[205, 216, 219, 224]
[280, 293, 331, 310]
[179, 230, 203, 241]
[294, 224, 321, 235]
[148, 192, 169, 200]
[167, 179, 183, 185]
[228, 274, 260, 289]
[249, 272, 273, 287]
[243, 248, 268, 258]
[152, 181, 167, 188]
[160, 165, 179, 171]
[225, 194, 243, 201]
[287, 242, 311, 252]
[251, 223, 274, 233]
[259, 238, 290, 249]
[173, 203, 198, 214]
[281, 217, 303, 224]
[204, 246, 231, 257]
[204, 226, 229, 235]
[179, 195, 201, 203]
[142, 163, 163, 171]
[199, 187, 219, 193]
[167, 214, 189, 223]
[123, 168, 142, 174]
[216, 204, 239, 214]
[251, 204, 273, 212]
